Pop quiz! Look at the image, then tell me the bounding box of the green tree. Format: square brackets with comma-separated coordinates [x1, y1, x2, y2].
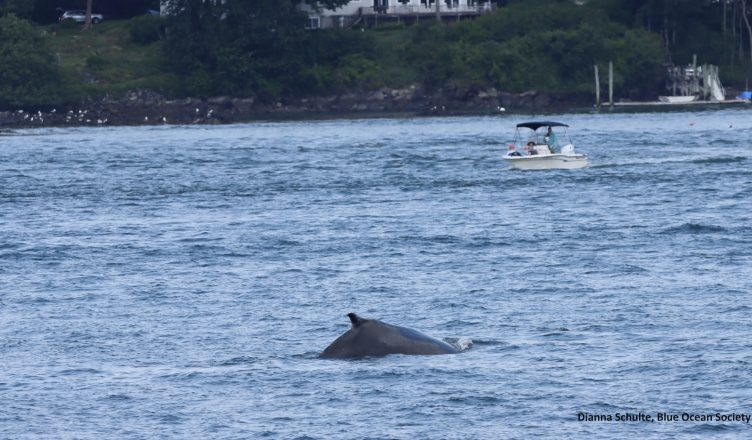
[0, 0, 36, 19]
[0, 14, 62, 107]
[162, 0, 352, 96]
[406, 0, 667, 96]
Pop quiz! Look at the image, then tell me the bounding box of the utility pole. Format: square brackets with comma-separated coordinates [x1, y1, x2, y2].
[435, 0, 441, 23]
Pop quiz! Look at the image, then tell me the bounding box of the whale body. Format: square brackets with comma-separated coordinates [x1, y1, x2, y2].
[320, 313, 459, 358]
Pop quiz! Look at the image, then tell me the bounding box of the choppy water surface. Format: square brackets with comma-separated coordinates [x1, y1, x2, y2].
[2, 109, 752, 439]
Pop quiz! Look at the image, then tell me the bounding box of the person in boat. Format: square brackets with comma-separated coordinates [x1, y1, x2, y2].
[526, 140, 538, 155]
[544, 127, 557, 153]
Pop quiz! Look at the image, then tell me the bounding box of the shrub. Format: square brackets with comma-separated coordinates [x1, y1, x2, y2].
[0, 14, 62, 107]
[86, 55, 109, 71]
[59, 18, 79, 29]
[335, 54, 383, 89]
[129, 15, 163, 45]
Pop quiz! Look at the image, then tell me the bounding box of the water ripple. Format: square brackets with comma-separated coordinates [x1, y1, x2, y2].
[2, 110, 752, 439]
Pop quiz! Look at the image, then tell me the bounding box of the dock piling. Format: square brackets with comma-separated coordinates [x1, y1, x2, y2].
[608, 61, 613, 106]
[594, 65, 600, 107]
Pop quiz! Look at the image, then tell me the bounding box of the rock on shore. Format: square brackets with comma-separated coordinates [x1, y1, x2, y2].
[0, 86, 590, 128]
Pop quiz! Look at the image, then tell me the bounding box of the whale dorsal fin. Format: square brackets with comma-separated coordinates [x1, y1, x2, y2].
[347, 313, 364, 328]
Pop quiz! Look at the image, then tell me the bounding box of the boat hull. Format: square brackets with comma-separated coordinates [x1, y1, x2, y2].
[503, 154, 588, 170]
[658, 95, 698, 103]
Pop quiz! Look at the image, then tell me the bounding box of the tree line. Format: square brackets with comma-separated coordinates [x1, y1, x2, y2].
[2, 0, 752, 108]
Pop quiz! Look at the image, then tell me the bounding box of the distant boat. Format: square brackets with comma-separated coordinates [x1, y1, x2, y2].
[736, 91, 752, 101]
[503, 121, 587, 170]
[658, 95, 698, 103]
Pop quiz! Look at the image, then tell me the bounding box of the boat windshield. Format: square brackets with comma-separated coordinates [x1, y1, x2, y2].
[515, 125, 566, 151]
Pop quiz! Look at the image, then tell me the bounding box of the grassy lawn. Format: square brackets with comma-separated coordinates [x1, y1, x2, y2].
[45, 19, 173, 99]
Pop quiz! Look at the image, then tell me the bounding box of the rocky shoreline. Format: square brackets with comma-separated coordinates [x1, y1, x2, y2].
[0, 86, 592, 129]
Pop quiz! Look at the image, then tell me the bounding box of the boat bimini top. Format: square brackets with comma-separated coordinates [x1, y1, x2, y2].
[516, 121, 569, 130]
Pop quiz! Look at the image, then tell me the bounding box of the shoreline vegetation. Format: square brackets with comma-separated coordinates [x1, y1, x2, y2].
[2, 0, 752, 129]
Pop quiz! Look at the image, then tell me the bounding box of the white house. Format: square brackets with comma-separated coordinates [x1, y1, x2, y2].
[300, 1, 496, 29]
[162, 1, 495, 28]
[160, 0, 225, 15]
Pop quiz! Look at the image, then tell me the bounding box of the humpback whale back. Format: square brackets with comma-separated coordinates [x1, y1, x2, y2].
[320, 313, 459, 359]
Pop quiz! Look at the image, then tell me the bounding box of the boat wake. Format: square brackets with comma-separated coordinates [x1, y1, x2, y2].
[661, 223, 727, 235]
[691, 156, 747, 164]
[591, 155, 748, 169]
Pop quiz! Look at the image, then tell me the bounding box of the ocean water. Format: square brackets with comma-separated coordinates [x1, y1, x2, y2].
[1, 108, 752, 439]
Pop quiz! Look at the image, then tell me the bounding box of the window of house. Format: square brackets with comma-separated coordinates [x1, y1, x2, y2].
[307, 16, 320, 29]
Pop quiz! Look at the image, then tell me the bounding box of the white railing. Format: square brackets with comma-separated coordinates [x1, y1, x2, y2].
[359, 3, 495, 16]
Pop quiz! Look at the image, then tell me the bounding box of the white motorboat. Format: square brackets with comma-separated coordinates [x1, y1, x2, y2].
[658, 95, 698, 103]
[503, 121, 587, 170]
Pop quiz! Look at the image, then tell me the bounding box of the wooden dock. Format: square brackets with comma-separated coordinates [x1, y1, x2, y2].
[612, 99, 748, 107]
[594, 57, 749, 108]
